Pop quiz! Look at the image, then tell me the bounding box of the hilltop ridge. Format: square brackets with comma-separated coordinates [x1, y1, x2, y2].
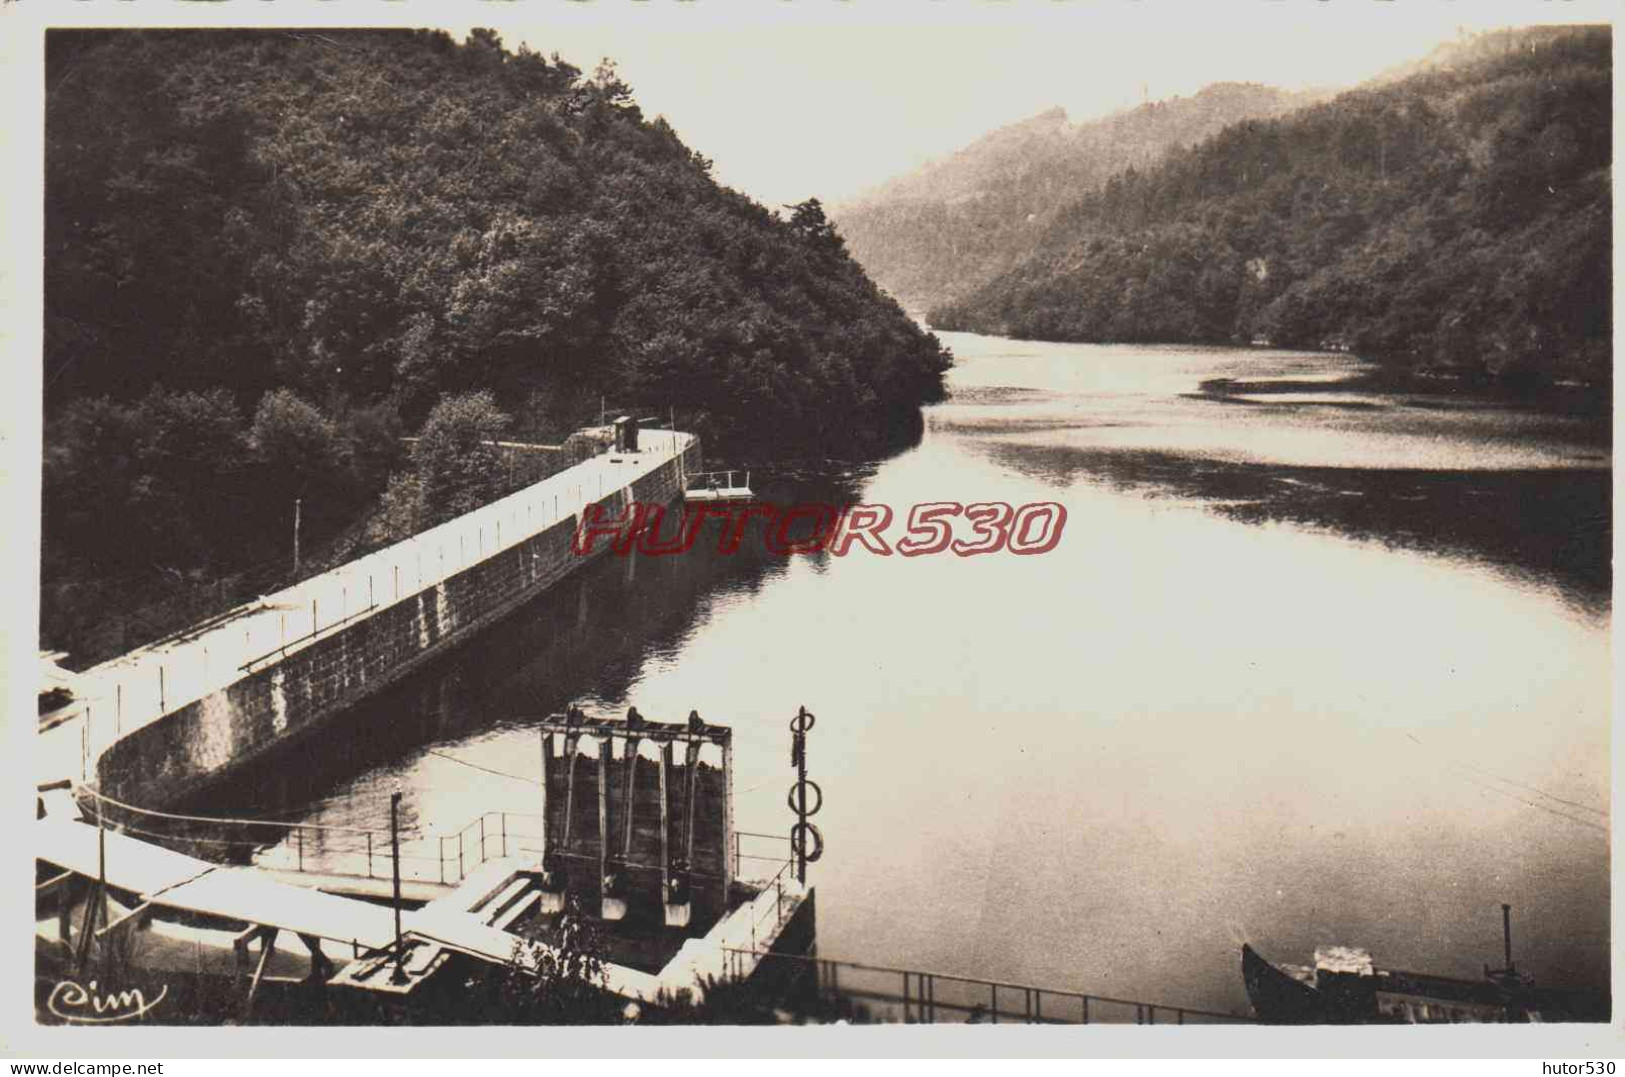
[929, 25, 1611, 389]
[833, 82, 1325, 311]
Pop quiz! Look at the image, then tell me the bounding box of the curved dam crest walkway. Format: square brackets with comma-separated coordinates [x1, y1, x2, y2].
[37, 428, 700, 803]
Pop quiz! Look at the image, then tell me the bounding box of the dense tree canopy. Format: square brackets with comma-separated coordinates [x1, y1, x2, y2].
[42, 28, 949, 661]
[929, 26, 1611, 389]
[45, 28, 949, 442]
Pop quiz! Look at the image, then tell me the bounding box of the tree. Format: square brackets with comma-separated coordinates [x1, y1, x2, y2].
[787, 198, 846, 256]
[483, 894, 619, 1024]
[412, 391, 512, 527]
[251, 389, 348, 515]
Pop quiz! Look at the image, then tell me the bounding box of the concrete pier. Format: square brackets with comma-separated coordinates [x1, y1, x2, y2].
[38, 429, 702, 808]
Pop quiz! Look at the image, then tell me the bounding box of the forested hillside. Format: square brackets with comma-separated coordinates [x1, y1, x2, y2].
[930, 26, 1611, 389]
[832, 83, 1321, 312]
[42, 28, 949, 661]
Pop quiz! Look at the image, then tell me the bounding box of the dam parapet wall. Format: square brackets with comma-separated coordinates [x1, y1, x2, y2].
[37, 430, 701, 808]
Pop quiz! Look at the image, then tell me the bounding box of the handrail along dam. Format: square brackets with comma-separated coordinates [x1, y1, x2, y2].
[38, 426, 701, 810]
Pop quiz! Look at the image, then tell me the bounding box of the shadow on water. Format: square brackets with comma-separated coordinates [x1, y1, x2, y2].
[977, 440, 1612, 616]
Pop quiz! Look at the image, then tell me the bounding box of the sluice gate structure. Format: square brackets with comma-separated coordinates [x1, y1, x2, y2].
[37, 425, 701, 808]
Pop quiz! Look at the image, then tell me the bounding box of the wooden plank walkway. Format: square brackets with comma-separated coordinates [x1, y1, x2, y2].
[157, 866, 396, 951]
[38, 815, 393, 950]
[36, 812, 213, 897]
[38, 812, 707, 1003]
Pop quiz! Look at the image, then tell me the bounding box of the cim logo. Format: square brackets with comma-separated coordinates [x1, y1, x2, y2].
[46, 979, 167, 1024]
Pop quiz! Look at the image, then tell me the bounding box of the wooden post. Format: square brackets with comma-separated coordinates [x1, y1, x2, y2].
[659, 743, 671, 895]
[74, 823, 109, 971]
[597, 735, 610, 906]
[74, 883, 100, 972]
[58, 877, 75, 944]
[94, 902, 153, 946]
[541, 732, 552, 856]
[1502, 903, 1514, 972]
[300, 933, 334, 984]
[391, 792, 406, 984]
[293, 498, 302, 576]
[241, 928, 278, 1022]
[723, 732, 735, 904]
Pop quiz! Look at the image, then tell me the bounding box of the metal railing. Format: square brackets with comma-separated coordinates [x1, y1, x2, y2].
[74, 788, 548, 888]
[732, 829, 792, 882]
[720, 949, 1254, 1025]
[70, 790, 795, 897]
[685, 470, 750, 492]
[63, 432, 699, 782]
[428, 810, 546, 884]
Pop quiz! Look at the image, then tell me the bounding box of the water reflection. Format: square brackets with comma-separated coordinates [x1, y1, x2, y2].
[975, 442, 1610, 617]
[190, 331, 1609, 1016]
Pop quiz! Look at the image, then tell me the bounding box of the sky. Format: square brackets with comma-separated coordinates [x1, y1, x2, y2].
[13, 1, 1612, 211]
[419, 1, 1617, 210]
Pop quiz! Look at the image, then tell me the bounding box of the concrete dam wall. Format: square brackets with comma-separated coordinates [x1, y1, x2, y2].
[58, 431, 702, 809]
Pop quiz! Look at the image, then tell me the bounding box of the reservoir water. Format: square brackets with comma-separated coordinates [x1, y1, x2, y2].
[205, 331, 1611, 1013]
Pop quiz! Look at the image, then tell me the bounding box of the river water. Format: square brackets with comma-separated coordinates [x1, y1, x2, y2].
[205, 331, 1611, 1013]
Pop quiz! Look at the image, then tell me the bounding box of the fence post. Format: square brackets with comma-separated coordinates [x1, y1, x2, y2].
[367, 832, 374, 878]
[439, 836, 446, 885]
[480, 816, 486, 862]
[296, 827, 304, 872]
[458, 830, 464, 880]
[115, 682, 122, 735]
[991, 983, 998, 1024]
[1148, 1004, 1156, 1025]
[501, 813, 508, 857]
[1082, 996, 1089, 1024]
